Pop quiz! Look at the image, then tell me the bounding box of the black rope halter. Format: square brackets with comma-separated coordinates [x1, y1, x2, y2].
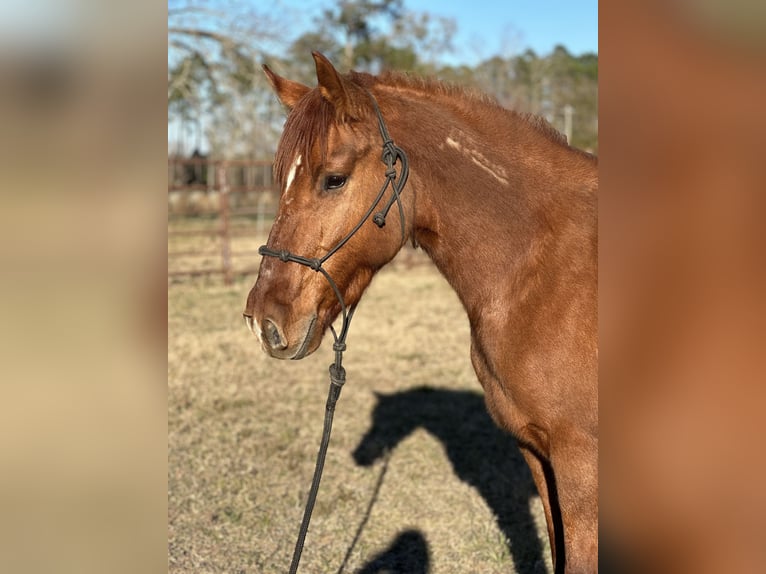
[257, 90, 409, 574]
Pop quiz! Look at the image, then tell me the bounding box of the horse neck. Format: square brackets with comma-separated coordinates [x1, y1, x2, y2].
[384, 88, 598, 318]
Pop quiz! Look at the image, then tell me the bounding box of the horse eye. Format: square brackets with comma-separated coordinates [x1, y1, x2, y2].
[324, 175, 347, 190]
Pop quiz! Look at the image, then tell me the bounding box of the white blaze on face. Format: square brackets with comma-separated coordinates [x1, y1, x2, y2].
[285, 154, 302, 195]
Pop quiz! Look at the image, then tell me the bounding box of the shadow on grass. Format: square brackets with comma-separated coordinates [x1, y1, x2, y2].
[356, 529, 430, 574]
[353, 386, 548, 574]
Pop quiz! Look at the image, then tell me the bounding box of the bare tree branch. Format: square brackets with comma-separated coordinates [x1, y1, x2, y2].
[168, 27, 238, 49]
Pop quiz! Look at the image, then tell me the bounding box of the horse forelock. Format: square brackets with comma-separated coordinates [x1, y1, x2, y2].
[274, 72, 382, 189]
[274, 90, 335, 190]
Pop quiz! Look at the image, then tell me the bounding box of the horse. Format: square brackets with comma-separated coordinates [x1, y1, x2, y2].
[244, 52, 598, 573]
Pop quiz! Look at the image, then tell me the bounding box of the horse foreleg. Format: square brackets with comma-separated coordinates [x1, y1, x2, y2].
[550, 430, 598, 573]
[519, 444, 563, 573]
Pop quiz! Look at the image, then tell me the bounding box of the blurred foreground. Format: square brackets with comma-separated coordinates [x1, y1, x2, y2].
[601, 2, 766, 572]
[0, 2, 166, 573]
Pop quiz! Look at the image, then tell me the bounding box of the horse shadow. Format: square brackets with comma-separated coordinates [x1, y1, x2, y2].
[352, 386, 548, 574]
[355, 529, 430, 574]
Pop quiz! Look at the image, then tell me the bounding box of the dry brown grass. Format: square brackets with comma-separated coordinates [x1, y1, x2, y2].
[168, 247, 552, 573]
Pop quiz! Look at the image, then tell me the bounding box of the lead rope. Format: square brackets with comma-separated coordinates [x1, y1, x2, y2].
[257, 91, 408, 574]
[287, 298, 352, 574]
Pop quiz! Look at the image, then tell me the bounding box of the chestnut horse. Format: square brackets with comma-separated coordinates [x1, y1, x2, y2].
[244, 52, 597, 573]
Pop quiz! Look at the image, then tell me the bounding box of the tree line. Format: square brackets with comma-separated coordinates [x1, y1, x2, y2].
[169, 0, 598, 159]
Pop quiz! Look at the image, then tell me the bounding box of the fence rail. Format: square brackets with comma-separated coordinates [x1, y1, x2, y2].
[168, 158, 277, 284]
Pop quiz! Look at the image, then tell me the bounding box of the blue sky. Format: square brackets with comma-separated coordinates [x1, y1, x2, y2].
[409, 0, 598, 61]
[271, 0, 598, 65]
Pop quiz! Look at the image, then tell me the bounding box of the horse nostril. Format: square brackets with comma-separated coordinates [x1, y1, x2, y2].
[263, 318, 287, 350]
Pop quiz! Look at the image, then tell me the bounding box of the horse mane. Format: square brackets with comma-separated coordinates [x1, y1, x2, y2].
[274, 69, 574, 187]
[363, 71, 571, 147]
[358, 70, 500, 108]
[519, 112, 570, 146]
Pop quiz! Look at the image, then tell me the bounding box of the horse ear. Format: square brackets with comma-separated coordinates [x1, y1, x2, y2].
[312, 51, 358, 121]
[262, 64, 310, 111]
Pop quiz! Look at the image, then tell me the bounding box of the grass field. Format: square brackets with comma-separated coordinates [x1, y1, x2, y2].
[168, 245, 552, 573]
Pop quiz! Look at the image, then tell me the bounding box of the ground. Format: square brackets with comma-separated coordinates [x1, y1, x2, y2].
[168, 246, 553, 573]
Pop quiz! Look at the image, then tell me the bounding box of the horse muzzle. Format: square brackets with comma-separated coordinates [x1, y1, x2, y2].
[243, 311, 318, 360]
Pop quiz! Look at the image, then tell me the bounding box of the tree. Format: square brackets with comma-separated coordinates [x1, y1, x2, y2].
[512, 49, 544, 114]
[286, 0, 455, 74]
[168, 0, 284, 158]
[543, 46, 598, 151]
[389, 11, 456, 74]
[329, 0, 405, 69]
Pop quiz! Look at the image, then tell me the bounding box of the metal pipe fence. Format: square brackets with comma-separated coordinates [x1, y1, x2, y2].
[168, 157, 277, 284]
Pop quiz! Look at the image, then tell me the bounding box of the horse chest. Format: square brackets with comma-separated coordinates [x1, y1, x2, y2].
[469, 335, 554, 454]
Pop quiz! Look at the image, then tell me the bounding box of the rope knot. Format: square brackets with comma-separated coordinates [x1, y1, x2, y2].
[278, 250, 290, 262]
[372, 213, 386, 228]
[333, 341, 346, 352]
[381, 141, 396, 163]
[308, 258, 322, 271]
[329, 364, 346, 388]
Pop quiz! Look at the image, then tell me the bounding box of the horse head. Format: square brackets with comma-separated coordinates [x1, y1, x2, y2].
[352, 389, 423, 466]
[244, 52, 412, 359]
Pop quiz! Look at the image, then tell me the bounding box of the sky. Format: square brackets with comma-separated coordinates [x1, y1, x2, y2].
[407, 0, 598, 61]
[272, 0, 598, 66]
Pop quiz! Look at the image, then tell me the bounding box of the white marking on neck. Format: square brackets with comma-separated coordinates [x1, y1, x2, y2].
[446, 136, 461, 151]
[285, 154, 302, 193]
[445, 133, 509, 186]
